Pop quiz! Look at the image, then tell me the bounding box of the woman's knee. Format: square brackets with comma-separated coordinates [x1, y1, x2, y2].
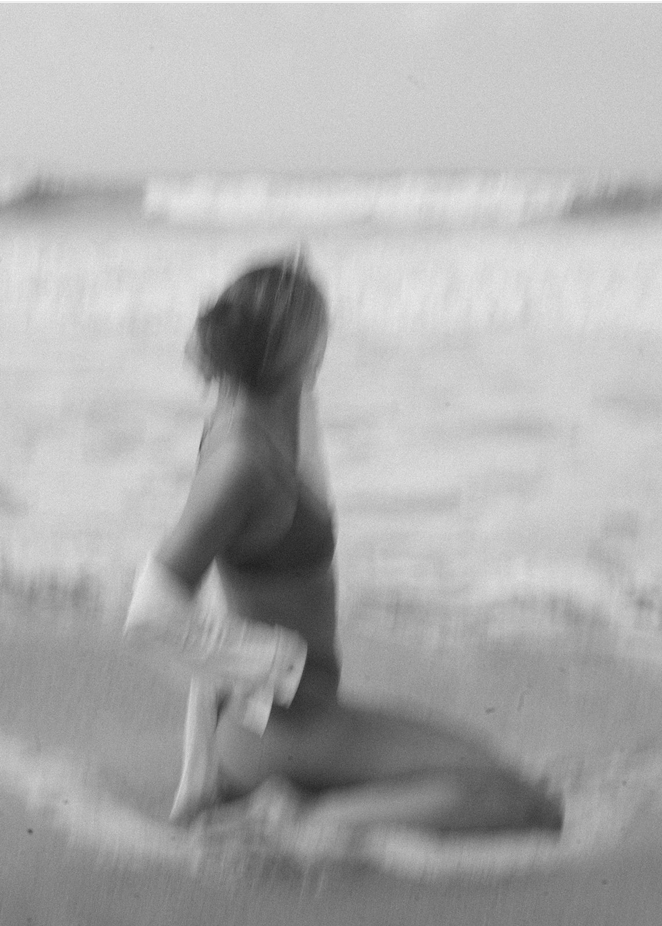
[212, 707, 308, 794]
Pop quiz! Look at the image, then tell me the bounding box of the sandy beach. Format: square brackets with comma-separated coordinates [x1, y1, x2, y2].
[2, 595, 662, 925]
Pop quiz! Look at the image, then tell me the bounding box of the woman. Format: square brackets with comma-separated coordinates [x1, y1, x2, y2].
[125, 253, 563, 840]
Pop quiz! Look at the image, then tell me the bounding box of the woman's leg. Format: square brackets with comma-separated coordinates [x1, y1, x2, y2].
[298, 768, 562, 835]
[210, 695, 563, 836]
[169, 679, 234, 825]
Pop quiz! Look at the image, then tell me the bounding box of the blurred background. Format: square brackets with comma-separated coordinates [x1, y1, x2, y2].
[2, 3, 662, 657]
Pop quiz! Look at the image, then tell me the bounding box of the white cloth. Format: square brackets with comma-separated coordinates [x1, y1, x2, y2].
[123, 555, 308, 821]
[124, 555, 307, 728]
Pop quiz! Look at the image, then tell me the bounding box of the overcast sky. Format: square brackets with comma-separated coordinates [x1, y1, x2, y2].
[2, 4, 662, 179]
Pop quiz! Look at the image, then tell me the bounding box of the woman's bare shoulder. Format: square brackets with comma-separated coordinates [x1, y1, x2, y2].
[156, 437, 274, 588]
[187, 433, 282, 534]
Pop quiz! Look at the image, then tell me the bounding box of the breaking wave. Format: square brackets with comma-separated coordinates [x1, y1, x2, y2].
[142, 173, 662, 230]
[2, 170, 661, 230]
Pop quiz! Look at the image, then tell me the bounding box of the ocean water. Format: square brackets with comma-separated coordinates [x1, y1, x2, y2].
[2, 175, 662, 656]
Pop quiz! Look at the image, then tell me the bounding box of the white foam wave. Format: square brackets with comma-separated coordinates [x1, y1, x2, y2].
[203, 751, 662, 882]
[142, 173, 662, 230]
[468, 560, 662, 657]
[0, 730, 205, 873]
[142, 173, 579, 229]
[1, 720, 661, 884]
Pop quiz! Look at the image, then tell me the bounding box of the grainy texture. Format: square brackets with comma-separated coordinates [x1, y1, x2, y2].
[2, 205, 662, 920]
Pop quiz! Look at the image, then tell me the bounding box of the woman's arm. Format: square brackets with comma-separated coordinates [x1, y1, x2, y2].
[155, 446, 262, 592]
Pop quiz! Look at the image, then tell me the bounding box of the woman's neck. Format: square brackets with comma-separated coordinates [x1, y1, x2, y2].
[215, 380, 303, 465]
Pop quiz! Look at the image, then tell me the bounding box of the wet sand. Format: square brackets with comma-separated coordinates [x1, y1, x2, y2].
[2, 593, 662, 924]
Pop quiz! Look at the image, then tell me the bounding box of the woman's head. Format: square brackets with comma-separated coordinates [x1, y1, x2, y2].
[187, 253, 328, 396]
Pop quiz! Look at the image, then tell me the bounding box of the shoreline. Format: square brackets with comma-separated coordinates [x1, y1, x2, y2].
[2, 599, 662, 922]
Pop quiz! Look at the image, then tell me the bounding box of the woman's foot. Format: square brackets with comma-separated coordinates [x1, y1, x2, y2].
[170, 682, 233, 826]
[170, 787, 220, 827]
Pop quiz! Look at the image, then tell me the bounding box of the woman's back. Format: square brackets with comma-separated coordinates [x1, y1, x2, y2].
[198, 419, 340, 669]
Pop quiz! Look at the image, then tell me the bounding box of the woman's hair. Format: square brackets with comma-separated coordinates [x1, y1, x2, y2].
[187, 253, 328, 396]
